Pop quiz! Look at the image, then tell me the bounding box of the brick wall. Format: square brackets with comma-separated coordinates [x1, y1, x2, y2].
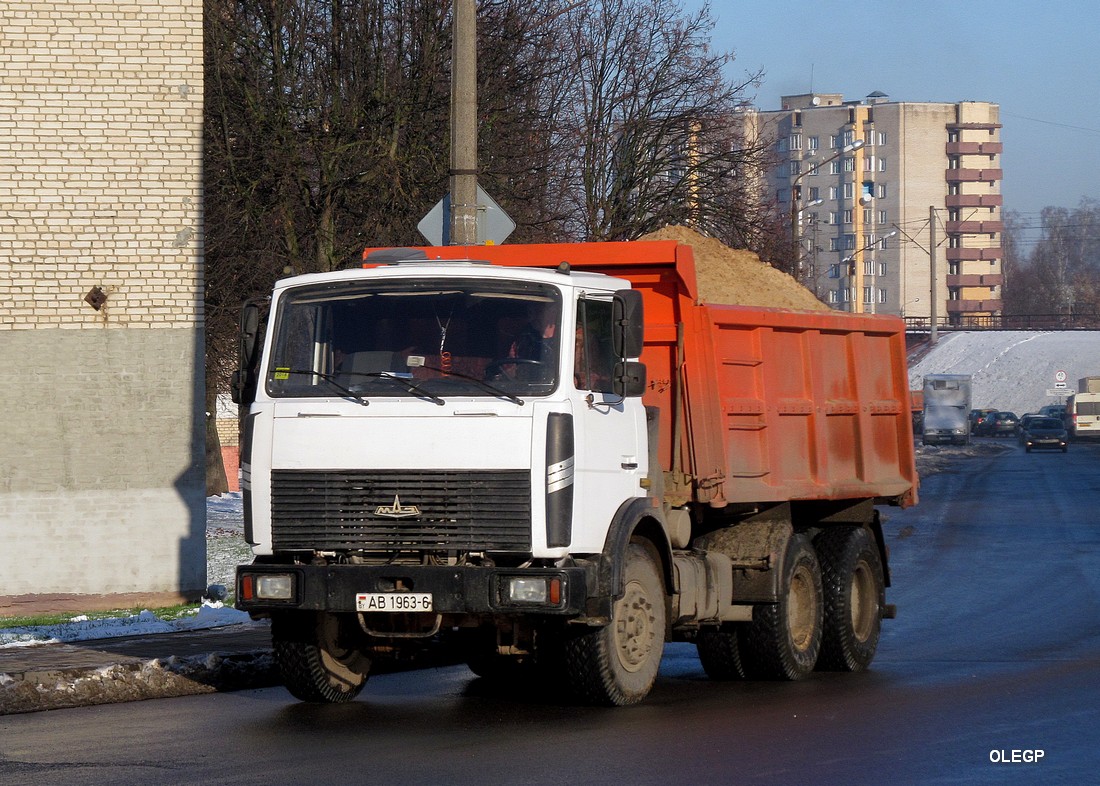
[0, 1, 205, 615]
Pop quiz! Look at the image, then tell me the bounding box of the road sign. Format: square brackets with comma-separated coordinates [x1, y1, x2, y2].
[418, 185, 515, 246]
[1055, 370, 1067, 383]
[1046, 388, 1070, 397]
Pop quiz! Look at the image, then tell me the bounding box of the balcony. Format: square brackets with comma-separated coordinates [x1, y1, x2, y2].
[946, 142, 1003, 155]
[946, 299, 1003, 314]
[945, 194, 1003, 208]
[945, 168, 1003, 183]
[945, 220, 1004, 234]
[945, 246, 1002, 262]
[947, 273, 1004, 287]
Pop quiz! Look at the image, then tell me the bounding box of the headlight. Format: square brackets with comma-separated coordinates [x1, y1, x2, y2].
[504, 576, 562, 606]
[240, 572, 296, 601]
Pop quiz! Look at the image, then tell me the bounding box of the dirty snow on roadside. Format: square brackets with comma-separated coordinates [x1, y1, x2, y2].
[0, 494, 254, 648]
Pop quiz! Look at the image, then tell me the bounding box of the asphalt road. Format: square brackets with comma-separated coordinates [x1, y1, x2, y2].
[2, 439, 1099, 785]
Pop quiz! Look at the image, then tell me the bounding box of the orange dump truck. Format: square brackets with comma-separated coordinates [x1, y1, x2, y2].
[234, 239, 918, 706]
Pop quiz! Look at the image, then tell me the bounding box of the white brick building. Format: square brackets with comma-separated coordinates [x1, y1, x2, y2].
[0, 1, 205, 614]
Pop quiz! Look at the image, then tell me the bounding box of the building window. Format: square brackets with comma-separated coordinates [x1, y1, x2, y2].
[808, 186, 820, 201]
[879, 210, 888, 224]
[843, 209, 853, 224]
[878, 132, 887, 146]
[829, 134, 840, 149]
[879, 262, 887, 276]
[789, 134, 802, 150]
[863, 208, 873, 224]
[829, 186, 839, 200]
[830, 160, 841, 175]
[829, 237, 839, 251]
[777, 189, 788, 203]
[789, 161, 801, 176]
[864, 260, 875, 276]
[863, 287, 873, 303]
[843, 183, 854, 199]
[828, 264, 840, 278]
[949, 261, 960, 275]
[878, 157, 886, 172]
[878, 288, 887, 303]
[808, 136, 819, 151]
[777, 138, 788, 152]
[878, 235, 890, 250]
[877, 183, 887, 199]
[827, 211, 838, 225]
[828, 290, 838, 303]
[843, 157, 855, 172]
[864, 156, 874, 171]
[844, 234, 856, 250]
[842, 130, 855, 146]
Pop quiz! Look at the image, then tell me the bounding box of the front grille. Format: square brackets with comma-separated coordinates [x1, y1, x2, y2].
[270, 469, 532, 552]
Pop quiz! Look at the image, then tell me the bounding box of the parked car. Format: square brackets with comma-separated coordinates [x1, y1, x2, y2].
[1021, 417, 1069, 453]
[968, 408, 997, 435]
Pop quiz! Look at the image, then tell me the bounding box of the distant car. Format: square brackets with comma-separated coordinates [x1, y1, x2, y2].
[1016, 413, 1041, 441]
[975, 410, 1015, 437]
[1039, 404, 1067, 420]
[1021, 417, 1068, 453]
[969, 408, 997, 435]
[984, 411, 1018, 437]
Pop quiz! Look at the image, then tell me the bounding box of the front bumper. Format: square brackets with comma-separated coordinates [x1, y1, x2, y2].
[236, 562, 591, 617]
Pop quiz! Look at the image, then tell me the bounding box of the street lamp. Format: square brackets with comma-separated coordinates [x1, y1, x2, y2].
[790, 139, 865, 288]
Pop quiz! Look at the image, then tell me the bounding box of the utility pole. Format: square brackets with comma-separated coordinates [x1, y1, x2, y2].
[929, 205, 939, 344]
[449, 0, 478, 245]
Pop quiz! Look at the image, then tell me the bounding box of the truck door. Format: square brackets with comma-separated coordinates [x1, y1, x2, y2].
[569, 296, 646, 551]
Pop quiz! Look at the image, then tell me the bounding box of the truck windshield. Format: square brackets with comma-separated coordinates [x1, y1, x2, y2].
[266, 278, 562, 400]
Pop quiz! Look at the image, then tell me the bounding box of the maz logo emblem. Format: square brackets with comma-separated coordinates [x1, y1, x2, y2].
[374, 495, 421, 519]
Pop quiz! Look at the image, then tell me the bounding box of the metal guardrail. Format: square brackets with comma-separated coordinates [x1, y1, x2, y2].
[904, 314, 1100, 332]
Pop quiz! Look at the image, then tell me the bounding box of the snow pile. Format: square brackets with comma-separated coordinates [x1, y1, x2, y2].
[0, 603, 253, 649]
[908, 330, 1100, 416]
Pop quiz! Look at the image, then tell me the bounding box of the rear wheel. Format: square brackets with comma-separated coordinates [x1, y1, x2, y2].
[561, 542, 666, 706]
[272, 612, 369, 703]
[739, 534, 823, 680]
[814, 527, 885, 672]
[696, 626, 746, 680]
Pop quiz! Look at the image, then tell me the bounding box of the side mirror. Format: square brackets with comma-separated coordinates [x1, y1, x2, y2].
[230, 302, 262, 405]
[613, 360, 647, 398]
[612, 289, 644, 358]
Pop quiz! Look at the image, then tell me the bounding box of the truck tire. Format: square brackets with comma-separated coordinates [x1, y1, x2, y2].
[739, 534, 823, 680]
[272, 612, 368, 703]
[561, 542, 666, 706]
[814, 526, 885, 672]
[696, 626, 746, 680]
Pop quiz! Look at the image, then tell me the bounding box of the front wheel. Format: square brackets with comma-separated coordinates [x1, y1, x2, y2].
[272, 612, 369, 703]
[560, 542, 666, 706]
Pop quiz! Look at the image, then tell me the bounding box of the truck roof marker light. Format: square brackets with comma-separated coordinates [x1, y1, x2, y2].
[556, 261, 571, 275]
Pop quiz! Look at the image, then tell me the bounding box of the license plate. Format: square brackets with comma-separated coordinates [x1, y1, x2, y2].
[356, 592, 433, 612]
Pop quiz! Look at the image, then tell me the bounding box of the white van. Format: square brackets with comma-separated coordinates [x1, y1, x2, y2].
[1066, 392, 1100, 440]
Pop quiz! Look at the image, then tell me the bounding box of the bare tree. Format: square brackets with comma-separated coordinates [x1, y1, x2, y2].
[550, 0, 769, 243]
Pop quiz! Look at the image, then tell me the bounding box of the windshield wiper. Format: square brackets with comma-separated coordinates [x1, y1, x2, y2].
[272, 369, 369, 406]
[340, 371, 446, 406]
[414, 364, 524, 406]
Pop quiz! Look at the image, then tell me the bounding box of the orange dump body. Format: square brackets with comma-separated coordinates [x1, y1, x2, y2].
[364, 240, 918, 509]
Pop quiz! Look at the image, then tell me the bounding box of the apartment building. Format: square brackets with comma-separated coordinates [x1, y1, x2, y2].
[0, 2, 206, 614]
[756, 92, 1003, 324]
